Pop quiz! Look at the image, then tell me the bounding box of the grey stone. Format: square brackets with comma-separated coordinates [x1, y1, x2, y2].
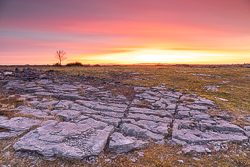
[245, 127, 250, 138]
[0, 117, 40, 140]
[13, 121, 114, 160]
[91, 115, 121, 127]
[176, 151, 182, 154]
[3, 71, 14, 76]
[56, 110, 81, 121]
[0, 72, 4, 80]
[127, 113, 172, 123]
[131, 120, 169, 136]
[136, 92, 160, 102]
[41, 120, 58, 127]
[160, 91, 181, 98]
[57, 92, 83, 100]
[78, 118, 109, 130]
[182, 145, 206, 154]
[2, 144, 11, 151]
[205, 148, 212, 153]
[0, 117, 41, 131]
[35, 79, 53, 85]
[28, 100, 58, 110]
[0, 116, 8, 121]
[105, 159, 112, 163]
[155, 140, 165, 146]
[116, 94, 127, 100]
[120, 123, 164, 140]
[70, 103, 101, 115]
[211, 122, 245, 134]
[192, 157, 200, 161]
[215, 97, 229, 102]
[3, 151, 11, 157]
[205, 86, 219, 92]
[166, 103, 176, 110]
[186, 104, 208, 111]
[85, 86, 100, 92]
[194, 97, 215, 106]
[244, 126, 250, 131]
[137, 152, 144, 157]
[54, 100, 74, 110]
[177, 160, 184, 163]
[134, 87, 150, 92]
[39, 74, 48, 79]
[76, 100, 127, 113]
[73, 115, 89, 123]
[101, 111, 124, 118]
[172, 120, 248, 145]
[19, 108, 53, 119]
[129, 107, 172, 118]
[130, 157, 137, 163]
[109, 132, 149, 153]
[176, 110, 190, 119]
[177, 105, 190, 111]
[172, 139, 187, 146]
[0, 131, 24, 140]
[34, 92, 54, 96]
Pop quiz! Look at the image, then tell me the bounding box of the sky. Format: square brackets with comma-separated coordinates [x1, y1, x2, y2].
[0, 0, 250, 65]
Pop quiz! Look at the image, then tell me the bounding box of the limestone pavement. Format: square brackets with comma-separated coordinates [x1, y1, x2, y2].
[0, 68, 249, 160]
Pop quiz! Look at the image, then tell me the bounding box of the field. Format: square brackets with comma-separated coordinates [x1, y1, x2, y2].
[0, 65, 250, 167]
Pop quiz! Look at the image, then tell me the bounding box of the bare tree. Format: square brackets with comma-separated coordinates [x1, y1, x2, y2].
[55, 50, 67, 65]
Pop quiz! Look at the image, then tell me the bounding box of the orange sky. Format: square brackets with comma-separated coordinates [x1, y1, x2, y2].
[0, 0, 250, 65]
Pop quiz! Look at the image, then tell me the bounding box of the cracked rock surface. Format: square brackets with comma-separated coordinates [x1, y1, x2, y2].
[13, 120, 114, 159]
[0, 116, 41, 140]
[0, 68, 249, 159]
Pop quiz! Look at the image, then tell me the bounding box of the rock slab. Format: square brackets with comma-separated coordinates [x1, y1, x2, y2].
[14, 120, 114, 159]
[109, 132, 149, 153]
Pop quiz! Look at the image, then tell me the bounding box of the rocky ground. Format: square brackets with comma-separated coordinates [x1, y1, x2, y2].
[0, 68, 250, 166]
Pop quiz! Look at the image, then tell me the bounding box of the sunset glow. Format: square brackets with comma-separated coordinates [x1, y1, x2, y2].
[0, 0, 250, 65]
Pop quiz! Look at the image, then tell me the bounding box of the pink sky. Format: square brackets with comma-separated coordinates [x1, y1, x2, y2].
[0, 0, 250, 65]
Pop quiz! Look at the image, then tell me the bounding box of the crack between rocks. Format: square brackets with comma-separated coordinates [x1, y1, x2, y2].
[118, 93, 136, 129]
[169, 93, 183, 138]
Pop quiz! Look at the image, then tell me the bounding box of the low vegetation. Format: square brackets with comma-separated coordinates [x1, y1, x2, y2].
[66, 62, 83, 67]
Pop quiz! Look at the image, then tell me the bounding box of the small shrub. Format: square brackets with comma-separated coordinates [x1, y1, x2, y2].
[53, 62, 61, 66]
[66, 62, 83, 67]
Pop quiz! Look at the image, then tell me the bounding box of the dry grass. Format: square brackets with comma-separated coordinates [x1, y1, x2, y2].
[47, 104, 54, 111]
[134, 101, 150, 108]
[0, 141, 249, 167]
[77, 87, 85, 96]
[0, 94, 29, 110]
[104, 84, 135, 101]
